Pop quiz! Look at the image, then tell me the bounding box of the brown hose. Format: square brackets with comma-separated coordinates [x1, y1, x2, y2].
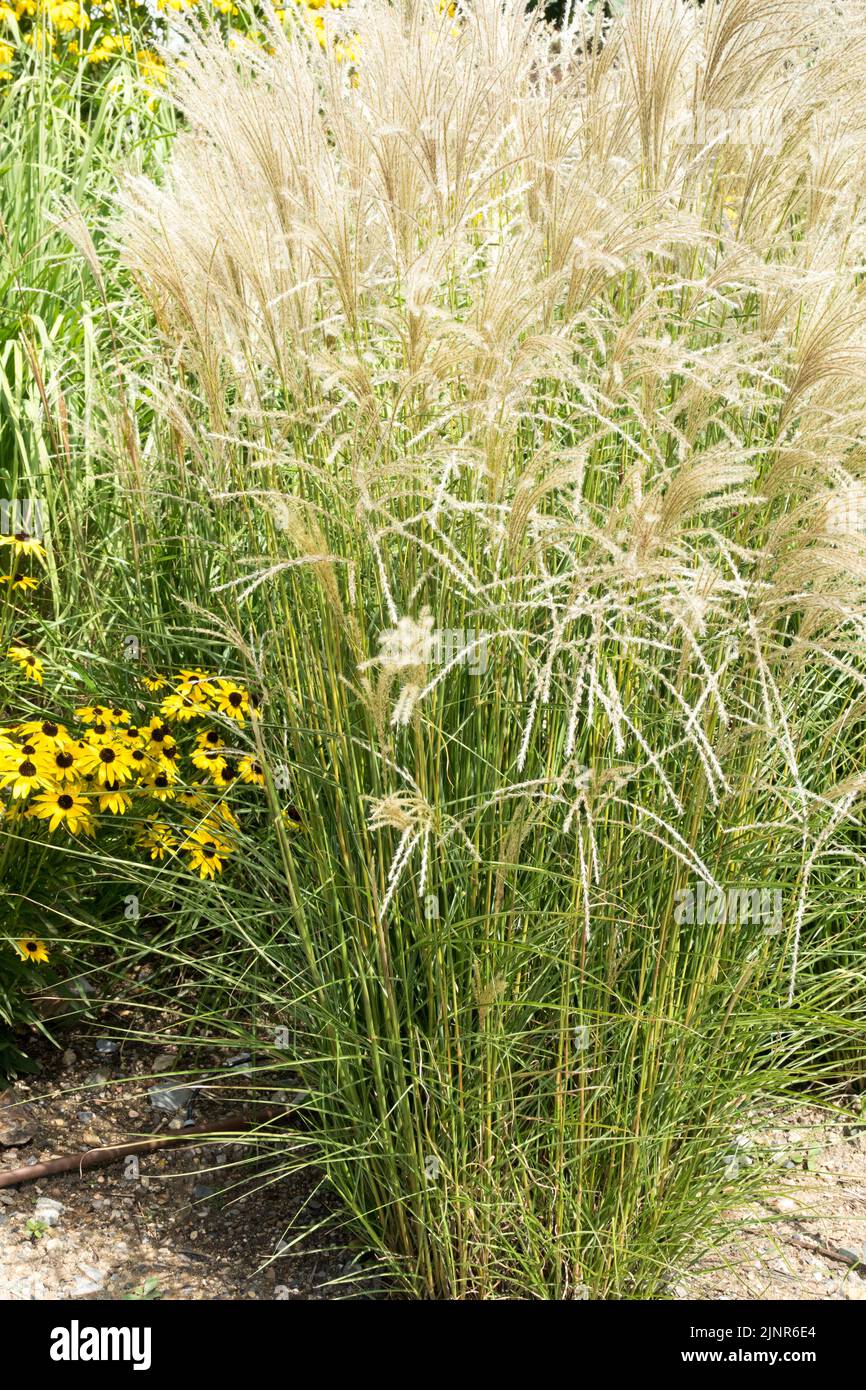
[0, 1105, 288, 1189]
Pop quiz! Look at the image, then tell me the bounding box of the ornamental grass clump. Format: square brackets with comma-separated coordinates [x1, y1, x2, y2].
[113, 0, 866, 1296]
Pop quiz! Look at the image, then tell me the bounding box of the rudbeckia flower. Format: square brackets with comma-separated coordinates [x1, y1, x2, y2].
[77, 740, 136, 785]
[0, 754, 49, 799]
[8, 644, 44, 684]
[14, 938, 49, 964]
[30, 787, 91, 833]
[238, 755, 265, 787]
[0, 530, 46, 562]
[137, 820, 178, 860]
[213, 680, 252, 724]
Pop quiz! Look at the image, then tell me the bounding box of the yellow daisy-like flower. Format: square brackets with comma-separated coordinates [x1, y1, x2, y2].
[160, 686, 211, 721]
[137, 820, 178, 861]
[143, 719, 177, 755]
[185, 829, 231, 880]
[76, 705, 109, 725]
[238, 755, 265, 787]
[30, 787, 91, 833]
[0, 530, 46, 562]
[76, 739, 136, 785]
[143, 768, 177, 802]
[8, 644, 44, 684]
[37, 745, 81, 785]
[190, 747, 229, 782]
[0, 754, 49, 799]
[18, 718, 69, 746]
[194, 728, 225, 751]
[280, 803, 303, 831]
[0, 574, 39, 591]
[141, 673, 169, 692]
[14, 938, 49, 964]
[98, 782, 133, 815]
[213, 679, 252, 724]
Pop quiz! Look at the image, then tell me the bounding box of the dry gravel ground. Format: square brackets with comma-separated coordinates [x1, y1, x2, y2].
[2, 1028, 864, 1301]
[0, 1032, 366, 1301]
[674, 1103, 866, 1301]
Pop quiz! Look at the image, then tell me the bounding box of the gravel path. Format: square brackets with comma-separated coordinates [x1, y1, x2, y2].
[0, 1033, 357, 1301]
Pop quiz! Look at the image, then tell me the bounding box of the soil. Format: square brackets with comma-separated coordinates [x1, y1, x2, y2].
[0, 1027, 364, 1301]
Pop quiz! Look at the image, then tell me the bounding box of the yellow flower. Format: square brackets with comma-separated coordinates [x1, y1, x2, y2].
[14, 938, 49, 964]
[18, 718, 69, 746]
[0, 529, 46, 561]
[185, 828, 231, 879]
[37, 744, 81, 784]
[195, 727, 224, 750]
[0, 574, 39, 591]
[191, 747, 229, 781]
[8, 644, 44, 684]
[213, 679, 252, 724]
[30, 787, 91, 833]
[143, 767, 177, 801]
[238, 754, 265, 787]
[77, 739, 136, 785]
[137, 820, 177, 861]
[160, 689, 209, 721]
[98, 782, 133, 815]
[143, 718, 177, 754]
[280, 803, 303, 831]
[0, 754, 49, 799]
[141, 673, 169, 691]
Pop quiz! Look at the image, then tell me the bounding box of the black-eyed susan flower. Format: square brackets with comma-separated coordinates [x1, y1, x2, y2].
[190, 747, 228, 781]
[160, 688, 210, 721]
[194, 728, 224, 750]
[0, 530, 46, 562]
[98, 782, 133, 815]
[30, 787, 91, 833]
[143, 719, 176, 754]
[185, 828, 231, 879]
[37, 745, 81, 784]
[8, 644, 44, 684]
[238, 755, 265, 787]
[77, 739, 136, 785]
[140, 673, 169, 691]
[75, 705, 108, 724]
[280, 803, 303, 830]
[213, 679, 252, 724]
[14, 938, 49, 964]
[0, 754, 49, 799]
[0, 574, 39, 591]
[18, 718, 68, 746]
[137, 820, 178, 861]
[144, 768, 177, 801]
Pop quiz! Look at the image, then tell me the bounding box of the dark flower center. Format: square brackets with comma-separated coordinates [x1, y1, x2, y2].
[99, 748, 116, 764]
[58, 794, 74, 810]
[228, 691, 243, 707]
[55, 752, 74, 769]
[20, 760, 36, 777]
[42, 722, 59, 737]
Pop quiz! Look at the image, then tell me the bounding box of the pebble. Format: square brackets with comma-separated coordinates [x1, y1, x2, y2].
[33, 1198, 64, 1228]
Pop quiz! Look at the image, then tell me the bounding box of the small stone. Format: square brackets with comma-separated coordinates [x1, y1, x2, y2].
[148, 1084, 195, 1113]
[95, 1039, 119, 1056]
[62, 1049, 77, 1069]
[33, 1197, 64, 1227]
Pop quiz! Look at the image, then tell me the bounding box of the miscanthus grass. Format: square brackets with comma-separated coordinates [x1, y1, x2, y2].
[50, 0, 866, 1295]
